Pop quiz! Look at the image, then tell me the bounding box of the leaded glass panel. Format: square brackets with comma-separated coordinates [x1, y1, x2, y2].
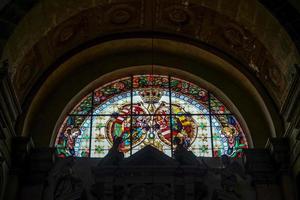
[55, 75, 248, 158]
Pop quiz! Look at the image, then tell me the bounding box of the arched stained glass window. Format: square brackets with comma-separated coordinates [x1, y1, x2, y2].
[55, 75, 248, 158]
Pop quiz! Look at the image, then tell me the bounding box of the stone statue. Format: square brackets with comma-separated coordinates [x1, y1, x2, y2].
[212, 155, 246, 200]
[43, 157, 85, 200]
[173, 136, 200, 166]
[97, 136, 124, 166]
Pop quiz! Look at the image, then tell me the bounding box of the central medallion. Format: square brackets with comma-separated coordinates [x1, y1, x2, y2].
[106, 88, 197, 152]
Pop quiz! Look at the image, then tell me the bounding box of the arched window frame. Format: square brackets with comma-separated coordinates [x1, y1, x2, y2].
[55, 74, 248, 158]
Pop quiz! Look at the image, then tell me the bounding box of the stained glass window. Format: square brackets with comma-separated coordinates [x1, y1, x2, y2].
[55, 75, 248, 158]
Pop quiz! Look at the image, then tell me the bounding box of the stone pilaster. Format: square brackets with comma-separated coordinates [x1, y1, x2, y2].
[3, 136, 32, 200]
[0, 60, 21, 200]
[243, 149, 283, 200]
[280, 64, 300, 198]
[18, 148, 54, 200]
[9, 136, 55, 200]
[0, 60, 21, 164]
[281, 65, 300, 165]
[268, 138, 295, 200]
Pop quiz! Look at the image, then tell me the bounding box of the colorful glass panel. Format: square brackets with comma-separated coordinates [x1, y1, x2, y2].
[170, 77, 209, 108]
[189, 115, 212, 157]
[210, 94, 230, 114]
[55, 75, 248, 158]
[55, 116, 90, 158]
[70, 94, 93, 115]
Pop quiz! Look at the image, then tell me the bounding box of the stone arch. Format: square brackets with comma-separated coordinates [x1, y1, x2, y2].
[0, 0, 296, 149]
[21, 38, 279, 148]
[1, 1, 300, 199]
[1, 0, 298, 108]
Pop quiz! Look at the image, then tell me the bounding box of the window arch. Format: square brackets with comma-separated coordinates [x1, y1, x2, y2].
[55, 75, 248, 158]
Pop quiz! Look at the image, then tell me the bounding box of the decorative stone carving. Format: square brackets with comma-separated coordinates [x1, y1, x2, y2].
[123, 184, 172, 200]
[259, 57, 288, 103]
[223, 26, 245, 47]
[13, 49, 41, 99]
[8, 0, 288, 108]
[165, 6, 191, 26]
[0, 61, 21, 139]
[103, 2, 144, 29]
[58, 25, 76, 44]
[211, 155, 246, 200]
[281, 64, 300, 126]
[157, 1, 197, 34]
[54, 170, 84, 200]
[107, 5, 135, 25]
[16, 64, 36, 89]
[9, 145, 270, 200]
[156, 0, 284, 107]
[43, 157, 85, 200]
[268, 66, 284, 88]
[92, 145, 210, 200]
[222, 23, 255, 52]
[52, 16, 85, 47]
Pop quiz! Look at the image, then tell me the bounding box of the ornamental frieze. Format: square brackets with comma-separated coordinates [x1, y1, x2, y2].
[13, 48, 43, 98]
[11, 0, 287, 107]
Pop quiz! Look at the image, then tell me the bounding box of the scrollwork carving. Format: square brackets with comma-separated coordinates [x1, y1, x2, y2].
[222, 23, 255, 52]
[53, 17, 82, 46]
[166, 6, 191, 26]
[16, 64, 34, 89]
[106, 4, 136, 25]
[10, 0, 287, 107]
[58, 25, 75, 43]
[14, 50, 40, 93]
[268, 66, 284, 87]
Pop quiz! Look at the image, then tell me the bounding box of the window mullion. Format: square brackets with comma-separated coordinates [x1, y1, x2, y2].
[89, 91, 95, 158]
[208, 92, 214, 157]
[130, 75, 133, 156]
[168, 75, 173, 157]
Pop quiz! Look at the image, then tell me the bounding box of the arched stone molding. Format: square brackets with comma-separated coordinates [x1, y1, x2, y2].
[21, 38, 281, 148]
[0, 0, 299, 109]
